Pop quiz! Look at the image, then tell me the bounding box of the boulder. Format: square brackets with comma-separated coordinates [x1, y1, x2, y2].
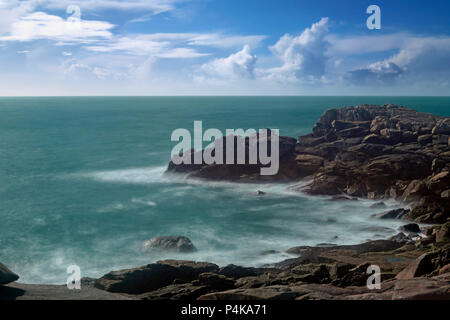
[333, 263, 372, 287]
[0, 262, 19, 285]
[396, 247, 450, 279]
[142, 236, 196, 253]
[398, 223, 421, 234]
[94, 260, 219, 294]
[389, 232, 412, 244]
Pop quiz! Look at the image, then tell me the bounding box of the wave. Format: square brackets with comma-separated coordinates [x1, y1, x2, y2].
[74, 166, 169, 185]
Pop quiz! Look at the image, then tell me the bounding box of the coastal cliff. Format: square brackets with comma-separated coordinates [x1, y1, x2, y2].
[168, 104, 450, 224]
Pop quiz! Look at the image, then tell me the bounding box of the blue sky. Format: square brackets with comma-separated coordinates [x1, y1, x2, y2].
[0, 0, 449, 95]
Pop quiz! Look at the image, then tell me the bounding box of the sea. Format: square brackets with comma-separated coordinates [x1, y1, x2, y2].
[1, 96, 449, 284]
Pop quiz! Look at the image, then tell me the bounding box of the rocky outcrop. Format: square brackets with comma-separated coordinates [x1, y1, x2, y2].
[167, 104, 450, 224]
[142, 236, 196, 253]
[94, 260, 219, 294]
[0, 262, 19, 285]
[7, 234, 448, 300]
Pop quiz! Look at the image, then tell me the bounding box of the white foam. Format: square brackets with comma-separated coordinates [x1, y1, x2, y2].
[77, 166, 168, 185]
[131, 197, 157, 207]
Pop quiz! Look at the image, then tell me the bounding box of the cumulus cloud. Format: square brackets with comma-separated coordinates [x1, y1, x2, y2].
[198, 45, 257, 80]
[346, 61, 404, 85]
[346, 36, 450, 86]
[0, 11, 114, 42]
[266, 17, 330, 81]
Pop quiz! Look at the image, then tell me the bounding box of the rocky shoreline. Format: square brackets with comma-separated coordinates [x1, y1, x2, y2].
[1, 104, 449, 300]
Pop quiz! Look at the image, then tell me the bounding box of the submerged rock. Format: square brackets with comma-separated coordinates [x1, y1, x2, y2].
[142, 236, 196, 253]
[0, 262, 19, 285]
[370, 202, 387, 209]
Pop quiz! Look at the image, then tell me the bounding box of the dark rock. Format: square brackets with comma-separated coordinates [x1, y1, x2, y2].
[260, 250, 278, 255]
[372, 208, 410, 219]
[370, 202, 387, 209]
[142, 236, 196, 253]
[197, 273, 235, 291]
[330, 195, 357, 201]
[396, 246, 450, 279]
[389, 233, 412, 244]
[138, 283, 209, 300]
[417, 134, 433, 146]
[218, 265, 258, 279]
[432, 119, 450, 135]
[94, 260, 219, 294]
[436, 222, 450, 243]
[399, 223, 421, 234]
[0, 262, 19, 285]
[255, 190, 266, 196]
[333, 263, 372, 287]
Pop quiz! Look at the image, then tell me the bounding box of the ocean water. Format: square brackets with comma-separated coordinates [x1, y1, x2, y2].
[1, 96, 449, 284]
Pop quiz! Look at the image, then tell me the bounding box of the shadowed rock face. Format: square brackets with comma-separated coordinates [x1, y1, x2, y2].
[0, 262, 19, 285]
[167, 104, 450, 223]
[86, 240, 450, 301]
[94, 260, 219, 294]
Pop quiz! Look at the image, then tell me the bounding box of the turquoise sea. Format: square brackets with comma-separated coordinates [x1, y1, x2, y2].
[1, 96, 450, 284]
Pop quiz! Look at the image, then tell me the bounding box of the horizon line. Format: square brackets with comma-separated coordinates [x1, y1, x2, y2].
[1, 95, 450, 98]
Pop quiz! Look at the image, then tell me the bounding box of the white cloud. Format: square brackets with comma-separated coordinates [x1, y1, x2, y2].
[63, 60, 126, 80]
[62, 51, 73, 56]
[199, 45, 257, 80]
[42, 0, 182, 14]
[186, 34, 266, 49]
[266, 17, 330, 81]
[84, 32, 265, 57]
[0, 11, 114, 42]
[85, 34, 208, 58]
[0, 0, 181, 41]
[346, 36, 450, 85]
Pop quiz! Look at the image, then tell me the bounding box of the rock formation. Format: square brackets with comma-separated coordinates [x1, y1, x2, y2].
[167, 104, 450, 223]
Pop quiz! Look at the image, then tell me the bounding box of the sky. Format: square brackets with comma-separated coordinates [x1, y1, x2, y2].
[0, 0, 449, 96]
